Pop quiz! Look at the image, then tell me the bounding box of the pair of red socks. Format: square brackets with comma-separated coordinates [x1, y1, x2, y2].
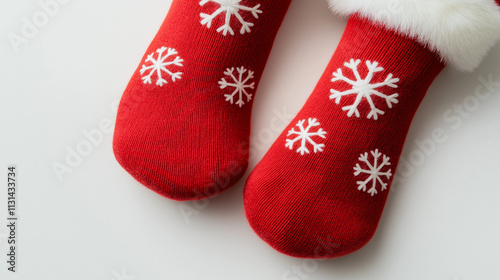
[113, 0, 500, 258]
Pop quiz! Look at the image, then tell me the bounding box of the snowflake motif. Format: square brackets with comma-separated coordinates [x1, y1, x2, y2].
[330, 59, 400, 120]
[200, 0, 263, 36]
[219, 66, 255, 107]
[285, 118, 327, 155]
[111, 267, 134, 280]
[140, 47, 183, 87]
[353, 149, 392, 196]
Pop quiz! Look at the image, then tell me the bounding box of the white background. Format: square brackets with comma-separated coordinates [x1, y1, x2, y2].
[1, 0, 500, 279]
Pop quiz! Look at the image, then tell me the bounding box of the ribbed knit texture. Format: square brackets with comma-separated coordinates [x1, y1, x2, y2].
[113, 0, 291, 201]
[244, 15, 445, 258]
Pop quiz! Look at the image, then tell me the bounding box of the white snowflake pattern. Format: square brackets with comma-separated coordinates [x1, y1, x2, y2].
[219, 66, 255, 107]
[111, 267, 134, 280]
[140, 47, 183, 87]
[200, 0, 263, 36]
[330, 59, 399, 120]
[285, 118, 327, 155]
[353, 149, 392, 196]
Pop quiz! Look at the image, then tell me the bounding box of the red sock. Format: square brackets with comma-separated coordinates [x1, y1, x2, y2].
[113, 0, 291, 201]
[244, 0, 500, 258]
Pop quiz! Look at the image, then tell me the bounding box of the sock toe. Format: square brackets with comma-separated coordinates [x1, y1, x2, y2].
[113, 120, 248, 201]
[244, 168, 378, 258]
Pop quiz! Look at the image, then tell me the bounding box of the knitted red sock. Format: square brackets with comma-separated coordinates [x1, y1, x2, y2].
[244, 0, 500, 258]
[113, 0, 291, 201]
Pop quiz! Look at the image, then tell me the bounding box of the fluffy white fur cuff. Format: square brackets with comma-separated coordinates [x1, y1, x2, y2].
[327, 0, 500, 71]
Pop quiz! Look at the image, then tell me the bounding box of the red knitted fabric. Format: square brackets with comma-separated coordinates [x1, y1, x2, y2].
[244, 15, 445, 258]
[113, 0, 291, 201]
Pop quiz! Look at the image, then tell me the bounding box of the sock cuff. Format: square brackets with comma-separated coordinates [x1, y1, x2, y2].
[327, 0, 500, 72]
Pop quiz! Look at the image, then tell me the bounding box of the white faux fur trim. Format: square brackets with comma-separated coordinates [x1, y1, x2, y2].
[327, 0, 500, 71]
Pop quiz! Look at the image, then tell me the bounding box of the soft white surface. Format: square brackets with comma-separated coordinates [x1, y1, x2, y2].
[327, 0, 500, 71]
[0, 0, 499, 279]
